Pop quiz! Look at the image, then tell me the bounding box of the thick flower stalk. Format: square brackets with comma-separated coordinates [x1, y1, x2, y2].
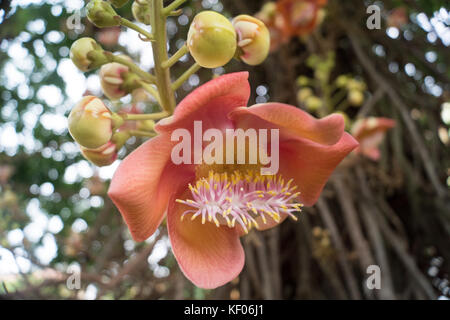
[108, 72, 358, 288]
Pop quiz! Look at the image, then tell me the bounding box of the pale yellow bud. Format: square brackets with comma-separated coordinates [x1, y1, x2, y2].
[70, 37, 107, 72]
[187, 11, 237, 68]
[304, 96, 322, 111]
[232, 15, 270, 66]
[348, 90, 364, 106]
[297, 88, 313, 103]
[68, 96, 114, 149]
[80, 142, 118, 167]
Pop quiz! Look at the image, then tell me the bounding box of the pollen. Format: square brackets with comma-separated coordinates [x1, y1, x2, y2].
[176, 170, 303, 233]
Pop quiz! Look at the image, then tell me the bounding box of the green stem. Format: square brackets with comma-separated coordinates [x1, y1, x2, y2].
[109, 54, 156, 83]
[119, 17, 154, 41]
[172, 63, 201, 91]
[124, 111, 169, 121]
[129, 130, 157, 138]
[162, 44, 189, 69]
[163, 0, 188, 16]
[139, 81, 161, 105]
[150, 0, 177, 113]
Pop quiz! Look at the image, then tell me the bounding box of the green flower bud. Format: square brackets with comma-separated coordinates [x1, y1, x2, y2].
[70, 37, 107, 72]
[232, 15, 270, 66]
[304, 95, 322, 111]
[297, 87, 313, 103]
[348, 90, 364, 106]
[80, 141, 118, 167]
[109, 0, 128, 8]
[347, 79, 366, 91]
[99, 55, 139, 100]
[187, 11, 237, 68]
[80, 130, 130, 166]
[86, 0, 120, 28]
[335, 75, 349, 87]
[132, 0, 151, 25]
[296, 76, 310, 87]
[68, 96, 118, 149]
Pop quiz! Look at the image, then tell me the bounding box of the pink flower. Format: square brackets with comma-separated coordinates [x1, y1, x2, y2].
[108, 72, 358, 288]
[276, 0, 327, 37]
[351, 117, 395, 160]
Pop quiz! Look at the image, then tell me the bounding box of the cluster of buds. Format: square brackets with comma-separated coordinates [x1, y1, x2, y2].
[187, 11, 270, 68]
[68, 96, 131, 166]
[335, 75, 366, 107]
[296, 87, 322, 112]
[68, 1, 274, 168]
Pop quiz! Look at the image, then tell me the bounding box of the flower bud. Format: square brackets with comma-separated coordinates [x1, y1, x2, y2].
[297, 87, 313, 103]
[347, 79, 366, 91]
[348, 90, 364, 106]
[187, 11, 237, 68]
[100, 61, 129, 100]
[80, 142, 118, 167]
[68, 96, 117, 149]
[86, 0, 120, 28]
[80, 131, 130, 166]
[132, 0, 151, 25]
[304, 95, 322, 111]
[232, 15, 270, 66]
[70, 37, 107, 72]
[335, 75, 349, 87]
[110, 0, 129, 8]
[296, 75, 310, 87]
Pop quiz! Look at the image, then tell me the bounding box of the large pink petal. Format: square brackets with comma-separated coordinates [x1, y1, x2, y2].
[229, 103, 345, 145]
[229, 103, 358, 206]
[279, 133, 359, 206]
[108, 134, 194, 241]
[155, 72, 250, 134]
[167, 190, 244, 289]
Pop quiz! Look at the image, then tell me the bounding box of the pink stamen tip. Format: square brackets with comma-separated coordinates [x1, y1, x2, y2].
[176, 170, 302, 231]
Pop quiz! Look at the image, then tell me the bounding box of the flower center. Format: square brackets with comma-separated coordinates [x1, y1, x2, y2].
[176, 170, 302, 233]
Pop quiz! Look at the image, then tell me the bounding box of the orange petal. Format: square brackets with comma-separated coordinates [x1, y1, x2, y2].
[108, 134, 194, 241]
[155, 72, 250, 133]
[167, 191, 245, 289]
[279, 132, 358, 206]
[229, 103, 345, 145]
